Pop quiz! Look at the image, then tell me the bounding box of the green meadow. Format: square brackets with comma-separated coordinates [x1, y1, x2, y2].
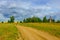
[0, 23, 60, 40]
[0, 23, 19, 40]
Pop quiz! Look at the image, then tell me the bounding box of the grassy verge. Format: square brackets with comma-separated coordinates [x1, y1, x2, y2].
[0, 23, 19, 40]
[19, 23, 60, 38]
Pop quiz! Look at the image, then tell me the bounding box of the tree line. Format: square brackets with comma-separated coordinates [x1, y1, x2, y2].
[1, 16, 60, 23]
[23, 16, 55, 23]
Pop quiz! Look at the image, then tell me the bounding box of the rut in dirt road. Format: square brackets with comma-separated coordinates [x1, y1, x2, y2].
[16, 25, 60, 40]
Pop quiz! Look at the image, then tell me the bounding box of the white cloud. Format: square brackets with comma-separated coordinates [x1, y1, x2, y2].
[0, 14, 5, 19]
[8, 3, 17, 8]
[0, 13, 9, 21]
[0, 1, 7, 6]
[0, 0, 60, 21]
[47, 0, 60, 9]
[32, 5, 52, 10]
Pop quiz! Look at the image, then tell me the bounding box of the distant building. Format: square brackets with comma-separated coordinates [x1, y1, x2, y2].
[49, 16, 52, 23]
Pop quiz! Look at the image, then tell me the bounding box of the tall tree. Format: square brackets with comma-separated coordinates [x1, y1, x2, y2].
[8, 20, 10, 23]
[8, 16, 15, 23]
[56, 20, 60, 23]
[31, 16, 42, 22]
[43, 16, 48, 22]
[1, 21, 4, 23]
[23, 16, 42, 23]
[10, 16, 15, 23]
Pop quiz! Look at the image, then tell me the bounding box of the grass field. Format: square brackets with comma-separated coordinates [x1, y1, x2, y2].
[0, 23, 19, 40]
[19, 23, 60, 38]
[0, 23, 60, 40]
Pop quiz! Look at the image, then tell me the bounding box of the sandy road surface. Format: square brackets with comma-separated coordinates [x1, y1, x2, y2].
[16, 25, 60, 40]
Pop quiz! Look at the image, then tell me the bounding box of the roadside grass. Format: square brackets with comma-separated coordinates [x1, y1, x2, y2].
[0, 23, 19, 40]
[19, 23, 60, 38]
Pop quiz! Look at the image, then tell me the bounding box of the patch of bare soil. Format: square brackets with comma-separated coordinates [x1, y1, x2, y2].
[16, 25, 60, 40]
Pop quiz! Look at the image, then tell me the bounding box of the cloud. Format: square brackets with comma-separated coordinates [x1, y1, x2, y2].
[0, 0, 60, 21]
[47, 0, 60, 9]
[0, 13, 9, 21]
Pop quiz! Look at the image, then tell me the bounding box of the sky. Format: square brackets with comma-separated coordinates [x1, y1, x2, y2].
[0, 0, 60, 21]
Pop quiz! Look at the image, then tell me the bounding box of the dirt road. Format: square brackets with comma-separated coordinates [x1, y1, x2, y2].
[16, 25, 60, 40]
